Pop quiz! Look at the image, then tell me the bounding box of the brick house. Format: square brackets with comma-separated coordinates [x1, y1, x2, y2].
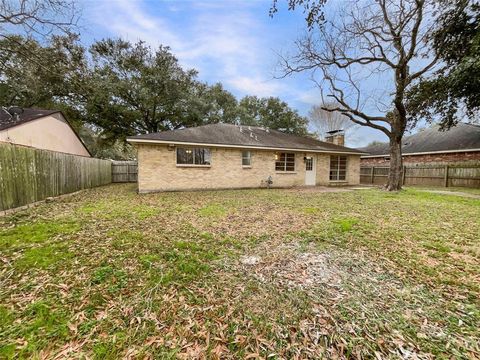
[127, 123, 364, 193]
[361, 123, 480, 165]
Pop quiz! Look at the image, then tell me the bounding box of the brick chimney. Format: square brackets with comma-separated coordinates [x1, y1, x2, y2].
[325, 130, 345, 146]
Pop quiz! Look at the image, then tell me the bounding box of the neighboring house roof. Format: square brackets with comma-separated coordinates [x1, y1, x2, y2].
[0, 108, 60, 131]
[361, 123, 480, 157]
[127, 123, 364, 155]
[0, 107, 92, 156]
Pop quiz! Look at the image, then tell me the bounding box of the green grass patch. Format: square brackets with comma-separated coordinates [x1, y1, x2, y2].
[91, 265, 128, 291]
[333, 217, 359, 232]
[79, 200, 159, 220]
[198, 204, 227, 217]
[1, 184, 479, 358]
[16, 244, 74, 270]
[0, 220, 79, 248]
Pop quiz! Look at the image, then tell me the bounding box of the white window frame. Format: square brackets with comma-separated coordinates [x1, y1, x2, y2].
[176, 147, 211, 167]
[242, 151, 252, 167]
[275, 152, 296, 172]
[329, 155, 347, 181]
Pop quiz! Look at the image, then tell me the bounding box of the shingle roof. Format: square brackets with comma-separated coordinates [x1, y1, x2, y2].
[0, 108, 60, 131]
[360, 123, 480, 156]
[127, 123, 364, 154]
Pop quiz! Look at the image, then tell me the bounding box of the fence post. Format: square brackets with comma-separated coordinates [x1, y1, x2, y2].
[371, 166, 375, 184]
[444, 165, 449, 187]
[402, 165, 406, 185]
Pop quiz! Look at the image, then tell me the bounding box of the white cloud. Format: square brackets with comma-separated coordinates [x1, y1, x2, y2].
[227, 76, 285, 98]
[83, 0, 283, 98]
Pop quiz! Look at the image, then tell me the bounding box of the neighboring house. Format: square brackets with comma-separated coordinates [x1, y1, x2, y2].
[361, 123, 480, 165]
[127, 123, 364, 193]
[0, 108, 91, 157]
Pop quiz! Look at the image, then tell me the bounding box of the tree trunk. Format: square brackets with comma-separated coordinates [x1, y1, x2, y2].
[387, 136, 403, 191]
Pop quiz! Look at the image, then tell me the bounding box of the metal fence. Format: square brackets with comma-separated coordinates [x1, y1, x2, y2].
[112, 161, 138, 183]
[0, 142, 112, 212]
[360, 164, 480, 188]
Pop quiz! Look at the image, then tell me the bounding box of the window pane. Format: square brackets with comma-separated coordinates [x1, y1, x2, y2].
[177, 148, 193, 164]
[329, 155, 347, 180]
[177, 148, 210, 165]
[275, 152, 295, 171]
[194, 148, 211, 165]
[306, 158, 313, 171]
[242, 151, 251, 166]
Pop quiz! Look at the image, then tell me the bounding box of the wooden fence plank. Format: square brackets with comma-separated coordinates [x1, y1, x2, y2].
[112, 161, 138, 183]
[0, 142, 112, 211]
[361, 163, 480, 188]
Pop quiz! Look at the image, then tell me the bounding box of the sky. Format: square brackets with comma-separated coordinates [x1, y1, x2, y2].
[78, 0, 391, 147]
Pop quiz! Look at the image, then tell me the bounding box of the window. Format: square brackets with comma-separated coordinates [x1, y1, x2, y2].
[176, 147, 211, 166]
[305, 157, 313, 171]
[275, 152, 295, 172]
[242, 151, 251, 166]
[330, 155, 347, 180]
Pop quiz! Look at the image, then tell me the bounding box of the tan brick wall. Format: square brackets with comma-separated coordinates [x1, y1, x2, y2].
[347, 155, 361, 184]
[136, 144, 360, 192]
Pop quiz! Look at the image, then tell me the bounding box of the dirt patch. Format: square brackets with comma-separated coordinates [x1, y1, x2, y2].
[245, 251, 343, 290]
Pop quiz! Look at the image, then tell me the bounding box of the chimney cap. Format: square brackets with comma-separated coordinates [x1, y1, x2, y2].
[326, 129, 344, 135]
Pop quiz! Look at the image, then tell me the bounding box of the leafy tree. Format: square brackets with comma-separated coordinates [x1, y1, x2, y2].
[188, 82, 239, 125]
[238, 95, 308, 135]
[79, 126, 136, 160]
[274, 0, 464, 190]
[407, 1, 479, 128]
[0, 35, 85, 109]
[237, 95, 263, 126]
[85, 39, 199, 140]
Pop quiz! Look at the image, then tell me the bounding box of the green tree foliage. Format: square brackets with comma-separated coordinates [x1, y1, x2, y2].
[85, 39, 200, 139]
[1, 35, 309, 157]
[0, 35, 85, 108]
[407, 1, 479, 128]
[238, 95, 308, 135]
[187, 82, 239, 125]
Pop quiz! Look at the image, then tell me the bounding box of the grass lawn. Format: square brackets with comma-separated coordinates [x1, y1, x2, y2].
[1, 184, 479, 359]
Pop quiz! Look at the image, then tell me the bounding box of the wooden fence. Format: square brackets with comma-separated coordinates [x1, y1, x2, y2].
[112, 161, 138, 183]
[0, 142, 112, 212]
[360, 164, 480, 188]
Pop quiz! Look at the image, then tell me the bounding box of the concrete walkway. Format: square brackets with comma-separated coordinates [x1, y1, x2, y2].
[419, 190, 480, 199]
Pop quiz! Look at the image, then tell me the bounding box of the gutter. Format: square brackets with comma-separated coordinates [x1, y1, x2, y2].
[361, 148, 480, 158]
[126, 138, 367, 156]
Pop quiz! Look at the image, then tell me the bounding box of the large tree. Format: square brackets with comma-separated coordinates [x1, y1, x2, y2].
[187, 82, 239, 125]
[0, 35, 85, 111]
[85, 39, 200, 140]
[276, 0, 465, 190]
[407, 1, 479, 129]
[238, 95, 308, 135]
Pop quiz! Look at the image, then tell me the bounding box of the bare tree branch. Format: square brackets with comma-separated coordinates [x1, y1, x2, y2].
[276, 0, 458, 190]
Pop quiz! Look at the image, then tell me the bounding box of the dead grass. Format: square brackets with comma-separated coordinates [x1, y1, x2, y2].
[0, 184, 479, 359]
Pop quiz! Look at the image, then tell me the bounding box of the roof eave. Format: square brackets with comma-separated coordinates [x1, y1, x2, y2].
[126, 138, 366, 155]
[361, 148, 480, 158]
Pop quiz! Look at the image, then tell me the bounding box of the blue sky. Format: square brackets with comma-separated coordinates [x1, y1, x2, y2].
[79, 0, 391, 147]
